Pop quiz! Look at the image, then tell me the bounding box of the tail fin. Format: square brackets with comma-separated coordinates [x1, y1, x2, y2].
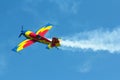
[47, 37, 60, 49]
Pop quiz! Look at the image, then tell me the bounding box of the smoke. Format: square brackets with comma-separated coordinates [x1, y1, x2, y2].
[60, 28, 120, 53]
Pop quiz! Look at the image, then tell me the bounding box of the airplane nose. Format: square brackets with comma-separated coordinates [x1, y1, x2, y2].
[21, 30, 27, 34]
[18, 30, 27, 38]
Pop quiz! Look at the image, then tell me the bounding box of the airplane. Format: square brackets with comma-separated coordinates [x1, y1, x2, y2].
[12, 24, 61, 52]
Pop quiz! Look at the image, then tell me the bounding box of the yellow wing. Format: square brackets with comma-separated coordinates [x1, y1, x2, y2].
[12, 39, 36, 52]
[36, 24, 52, 37]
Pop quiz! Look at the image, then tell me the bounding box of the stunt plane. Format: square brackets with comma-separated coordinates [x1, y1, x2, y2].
[13, 24, 61, 52]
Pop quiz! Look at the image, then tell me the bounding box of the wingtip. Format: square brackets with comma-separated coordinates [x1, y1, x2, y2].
[12, 49, 17, 53]
[45, 23, 53, 27]
[12, 47, 19, 53]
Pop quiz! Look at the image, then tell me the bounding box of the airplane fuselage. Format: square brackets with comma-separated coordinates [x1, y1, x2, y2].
[23, 30, 51, 44]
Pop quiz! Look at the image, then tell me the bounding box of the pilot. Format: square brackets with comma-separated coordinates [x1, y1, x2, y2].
[36, 35, 41, 39]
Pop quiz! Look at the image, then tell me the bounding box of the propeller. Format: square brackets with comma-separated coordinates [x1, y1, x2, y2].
[18, 26, 24, 38]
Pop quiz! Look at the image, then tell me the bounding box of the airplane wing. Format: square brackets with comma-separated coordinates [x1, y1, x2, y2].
[12, 39, 36, 52]
[36, 24, 53, 37]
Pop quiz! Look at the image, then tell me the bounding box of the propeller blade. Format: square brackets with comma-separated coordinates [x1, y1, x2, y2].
[18, 25, 24, 38]
[18, 33, 22, 38]
[21, 25, 23, 32]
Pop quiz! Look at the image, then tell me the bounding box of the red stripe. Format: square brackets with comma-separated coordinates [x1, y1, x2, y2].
[23, 40, 35, 48]
[29, 32, 36, 38]
[39, 30, 48, 36]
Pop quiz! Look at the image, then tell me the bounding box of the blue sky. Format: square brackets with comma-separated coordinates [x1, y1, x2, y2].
[0, 0, 120, 80]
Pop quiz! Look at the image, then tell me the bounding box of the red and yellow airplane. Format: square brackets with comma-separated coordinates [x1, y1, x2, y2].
[13, 24, 61, 52]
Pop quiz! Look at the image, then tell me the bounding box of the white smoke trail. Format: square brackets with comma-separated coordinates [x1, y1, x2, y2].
[60, 28, 120, 53]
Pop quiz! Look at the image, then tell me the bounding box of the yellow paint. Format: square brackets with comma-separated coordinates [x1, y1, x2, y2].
[25, 31, 32, 38]
[36, 26, 52, 34]
[39, 40, 50, 44]
[17, 46, 23, 52]
[48, 43, 52, 49]
[47, 42, 60, 49]
[56, 43, 60, 47]
[17, 39, 30, 52]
